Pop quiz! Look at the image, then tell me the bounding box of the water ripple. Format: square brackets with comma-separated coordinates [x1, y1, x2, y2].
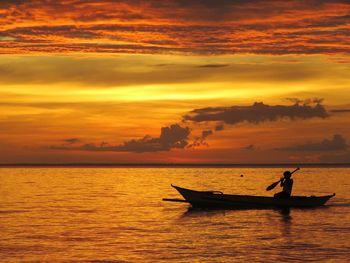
[1, 167, 349, 262]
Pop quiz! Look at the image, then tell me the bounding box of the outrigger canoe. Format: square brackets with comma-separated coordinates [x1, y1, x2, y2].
[163, 185, 335, 209]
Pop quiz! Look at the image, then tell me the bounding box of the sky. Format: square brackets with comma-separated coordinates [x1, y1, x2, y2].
[1, 0, 350, 164]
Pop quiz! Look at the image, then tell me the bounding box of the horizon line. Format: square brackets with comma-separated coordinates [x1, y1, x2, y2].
[1, 162, 350, 168]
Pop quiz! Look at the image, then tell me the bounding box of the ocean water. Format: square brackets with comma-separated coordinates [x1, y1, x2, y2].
[0, 167, 349, 262]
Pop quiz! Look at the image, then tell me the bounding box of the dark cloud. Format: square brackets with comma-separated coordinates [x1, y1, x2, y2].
[64, 138, 80, 144]
[188, 129, 213, 148]
[319, 151, 350, 163]
[215, 124, 224, 131]
[331, 109, 350, 113]
[277, 134, 348, 151]
[242, 144, 255, 150]
[183, 102, 329, 125]
[106, 123, 190, 152]
[0, 0, 25, 7]
[50, 124, 190, 153]
[197, 64, 230, 68]
[202, 129, 213, 138]
[285, 97, 324, 105]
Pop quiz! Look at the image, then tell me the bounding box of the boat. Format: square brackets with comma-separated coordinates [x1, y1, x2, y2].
[163, 185, 335, 209]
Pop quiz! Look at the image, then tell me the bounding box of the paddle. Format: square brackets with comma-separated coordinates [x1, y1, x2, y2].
[266, 167, 300, 191]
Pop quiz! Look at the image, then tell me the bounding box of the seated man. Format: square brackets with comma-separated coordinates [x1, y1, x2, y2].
[274, 171, 293, 198]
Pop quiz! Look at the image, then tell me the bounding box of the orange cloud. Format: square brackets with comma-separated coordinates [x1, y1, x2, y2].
[1, 0, 350, 55]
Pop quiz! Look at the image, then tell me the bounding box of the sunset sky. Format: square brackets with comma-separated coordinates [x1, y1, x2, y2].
[1, 0, 350, 164]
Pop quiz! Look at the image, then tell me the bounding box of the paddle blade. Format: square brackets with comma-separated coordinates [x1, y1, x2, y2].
[266, 180, 280, 191]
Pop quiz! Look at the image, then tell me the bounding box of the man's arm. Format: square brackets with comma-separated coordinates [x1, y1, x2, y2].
[280, 178, 285, 186]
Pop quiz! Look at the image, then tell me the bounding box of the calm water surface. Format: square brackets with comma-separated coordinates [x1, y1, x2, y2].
[0, 167, 349, 262]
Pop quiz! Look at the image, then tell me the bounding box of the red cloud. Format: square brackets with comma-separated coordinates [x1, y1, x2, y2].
[1, 0, 350, 54]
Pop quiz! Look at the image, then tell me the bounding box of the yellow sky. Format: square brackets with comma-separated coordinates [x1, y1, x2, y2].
[1, 53, 350, 163]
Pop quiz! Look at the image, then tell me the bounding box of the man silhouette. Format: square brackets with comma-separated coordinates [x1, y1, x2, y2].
[274, 171, 293, 198]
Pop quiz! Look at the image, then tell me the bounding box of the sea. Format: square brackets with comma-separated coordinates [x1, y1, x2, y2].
[0, 167, 349, 262]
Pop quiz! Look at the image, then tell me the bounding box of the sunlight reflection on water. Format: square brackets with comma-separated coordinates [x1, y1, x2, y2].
[0, 167, 349, 262]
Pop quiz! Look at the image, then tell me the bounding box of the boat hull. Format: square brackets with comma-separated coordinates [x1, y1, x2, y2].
[171, 185, 335, 209]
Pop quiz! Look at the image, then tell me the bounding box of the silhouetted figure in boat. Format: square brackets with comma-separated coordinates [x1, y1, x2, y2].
[274, 171, 294, 198]
[266, 167, 300, 198]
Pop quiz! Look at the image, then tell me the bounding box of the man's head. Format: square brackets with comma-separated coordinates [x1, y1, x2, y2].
[283, 171, 292, 179]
